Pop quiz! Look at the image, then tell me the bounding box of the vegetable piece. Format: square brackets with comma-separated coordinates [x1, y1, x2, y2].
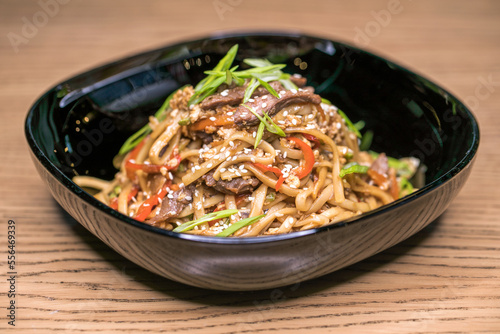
[399, 177, 414, 196]
[367, 169, 388, 187]
[337, 109, 362, 138]
[339, 162, 369, 177]
[208, 195, 248, 226]
[389, 171, 399, 200]
[134, 182, 171, 222]
[265, 192, 276, 203]
[359, 130, 373, 151]
[243, 104, 286, 137]
[254, 122, 265, 148]
[172, 209, 239, 233]
[178, 118, 191, 126]
[189, 113, 235, 132]
[253, 163, 284, 191]
[189, 45, 239, 106]
[286, 137, 315, 179]
[243, 78, 259, 102]
[216, 214, 265, 237]
[302, 133, 321, 149]
[109, 197, 118, 210]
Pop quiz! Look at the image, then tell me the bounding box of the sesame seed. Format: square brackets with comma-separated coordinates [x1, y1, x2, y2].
[239, 165, 245, 170]
[220, 168, 227, 172]
[248, 98, 255, 102]
[235, 171, 241, 177]
[209, 117, 216, 121]
[229, 141, 234, 147]
[250, 157, 256, 163]
[292, 119, 297, 125]
[280, 90, 286, 95]
[241, 169, 248, 173]
[221, 89, 229, 96]
[227, 112, 234, 116]
[252, 131, 256, 138]
[262, 103, 267, 108]
[207, 163, 213, 168]
[283, 152, 287, 158]
[283, 111, 288, 117]
[291, 89, 297, 94]
[262, 95, 268, 100]
[167, 194, 174, 199]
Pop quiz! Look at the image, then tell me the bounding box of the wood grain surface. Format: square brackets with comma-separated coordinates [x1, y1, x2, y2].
[1, 0, 499, 332]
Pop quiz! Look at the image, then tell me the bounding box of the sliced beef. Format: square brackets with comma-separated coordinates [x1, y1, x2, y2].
[200, 86, 246, 110]
[146, 185, 194, 223]
[195, 131, 214, 145]
[233, 89, 322, 126]
[289, 75, 307, 88]
[200, 81, 285, 110]
[203, 170, 260, 195]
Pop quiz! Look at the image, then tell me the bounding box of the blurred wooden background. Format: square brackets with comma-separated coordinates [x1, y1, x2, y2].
[1, 0, 499, 332]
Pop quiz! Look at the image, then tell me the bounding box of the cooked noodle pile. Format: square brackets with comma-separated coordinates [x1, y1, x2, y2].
[74, 46, 417, 237]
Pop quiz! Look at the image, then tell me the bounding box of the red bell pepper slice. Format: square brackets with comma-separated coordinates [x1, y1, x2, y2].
[253, 163, 285, 191]
[133, 182, 172, 222]
[302, 133, 321, 149]
[286, 137, 315, 179]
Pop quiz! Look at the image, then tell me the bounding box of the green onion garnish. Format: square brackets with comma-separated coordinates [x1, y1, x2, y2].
[255, 122, 265, 149]
[339, 162, 369, 177]
[178, 117, 191, 126]
[173, 209, 238, 233]
[359, 130, 373, 151]
[216, 214, 265, 237]
[337, 109, 362, 138]
[243, 104, 286, 138]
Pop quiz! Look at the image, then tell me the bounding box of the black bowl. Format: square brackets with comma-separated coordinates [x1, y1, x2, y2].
[25, 32, 479, 290]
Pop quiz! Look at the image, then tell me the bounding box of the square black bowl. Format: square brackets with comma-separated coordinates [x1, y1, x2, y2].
[25, 31, 479, 290]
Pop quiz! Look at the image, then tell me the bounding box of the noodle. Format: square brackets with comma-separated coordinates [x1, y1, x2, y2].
[73, 46, 418, 237]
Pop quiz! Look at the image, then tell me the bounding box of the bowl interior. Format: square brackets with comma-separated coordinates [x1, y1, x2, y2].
[26, 32, 479, 233]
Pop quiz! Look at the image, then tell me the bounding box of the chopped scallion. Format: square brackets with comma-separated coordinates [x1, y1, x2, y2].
[173, 209, 238, 233]
[216, 214, 265, 237]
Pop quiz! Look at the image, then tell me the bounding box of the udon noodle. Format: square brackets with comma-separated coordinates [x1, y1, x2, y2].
[74, 45, 418, 237]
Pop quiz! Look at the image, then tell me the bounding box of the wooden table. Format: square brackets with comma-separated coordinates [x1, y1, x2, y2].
[1, 0, 499, 332]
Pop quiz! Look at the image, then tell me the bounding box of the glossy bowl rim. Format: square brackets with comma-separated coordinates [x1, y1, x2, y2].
[25, 30, 480, 245]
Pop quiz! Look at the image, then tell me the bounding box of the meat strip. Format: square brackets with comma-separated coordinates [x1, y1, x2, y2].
[233, 89, 322, 126]
[289, 75, 307, 88]
[203, 170, 260, 195]
[146, 185, 194, 223]
[200, 81, 285, 110]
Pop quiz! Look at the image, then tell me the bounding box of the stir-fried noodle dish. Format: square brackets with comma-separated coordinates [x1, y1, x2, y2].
[74, 45, 419, 237]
